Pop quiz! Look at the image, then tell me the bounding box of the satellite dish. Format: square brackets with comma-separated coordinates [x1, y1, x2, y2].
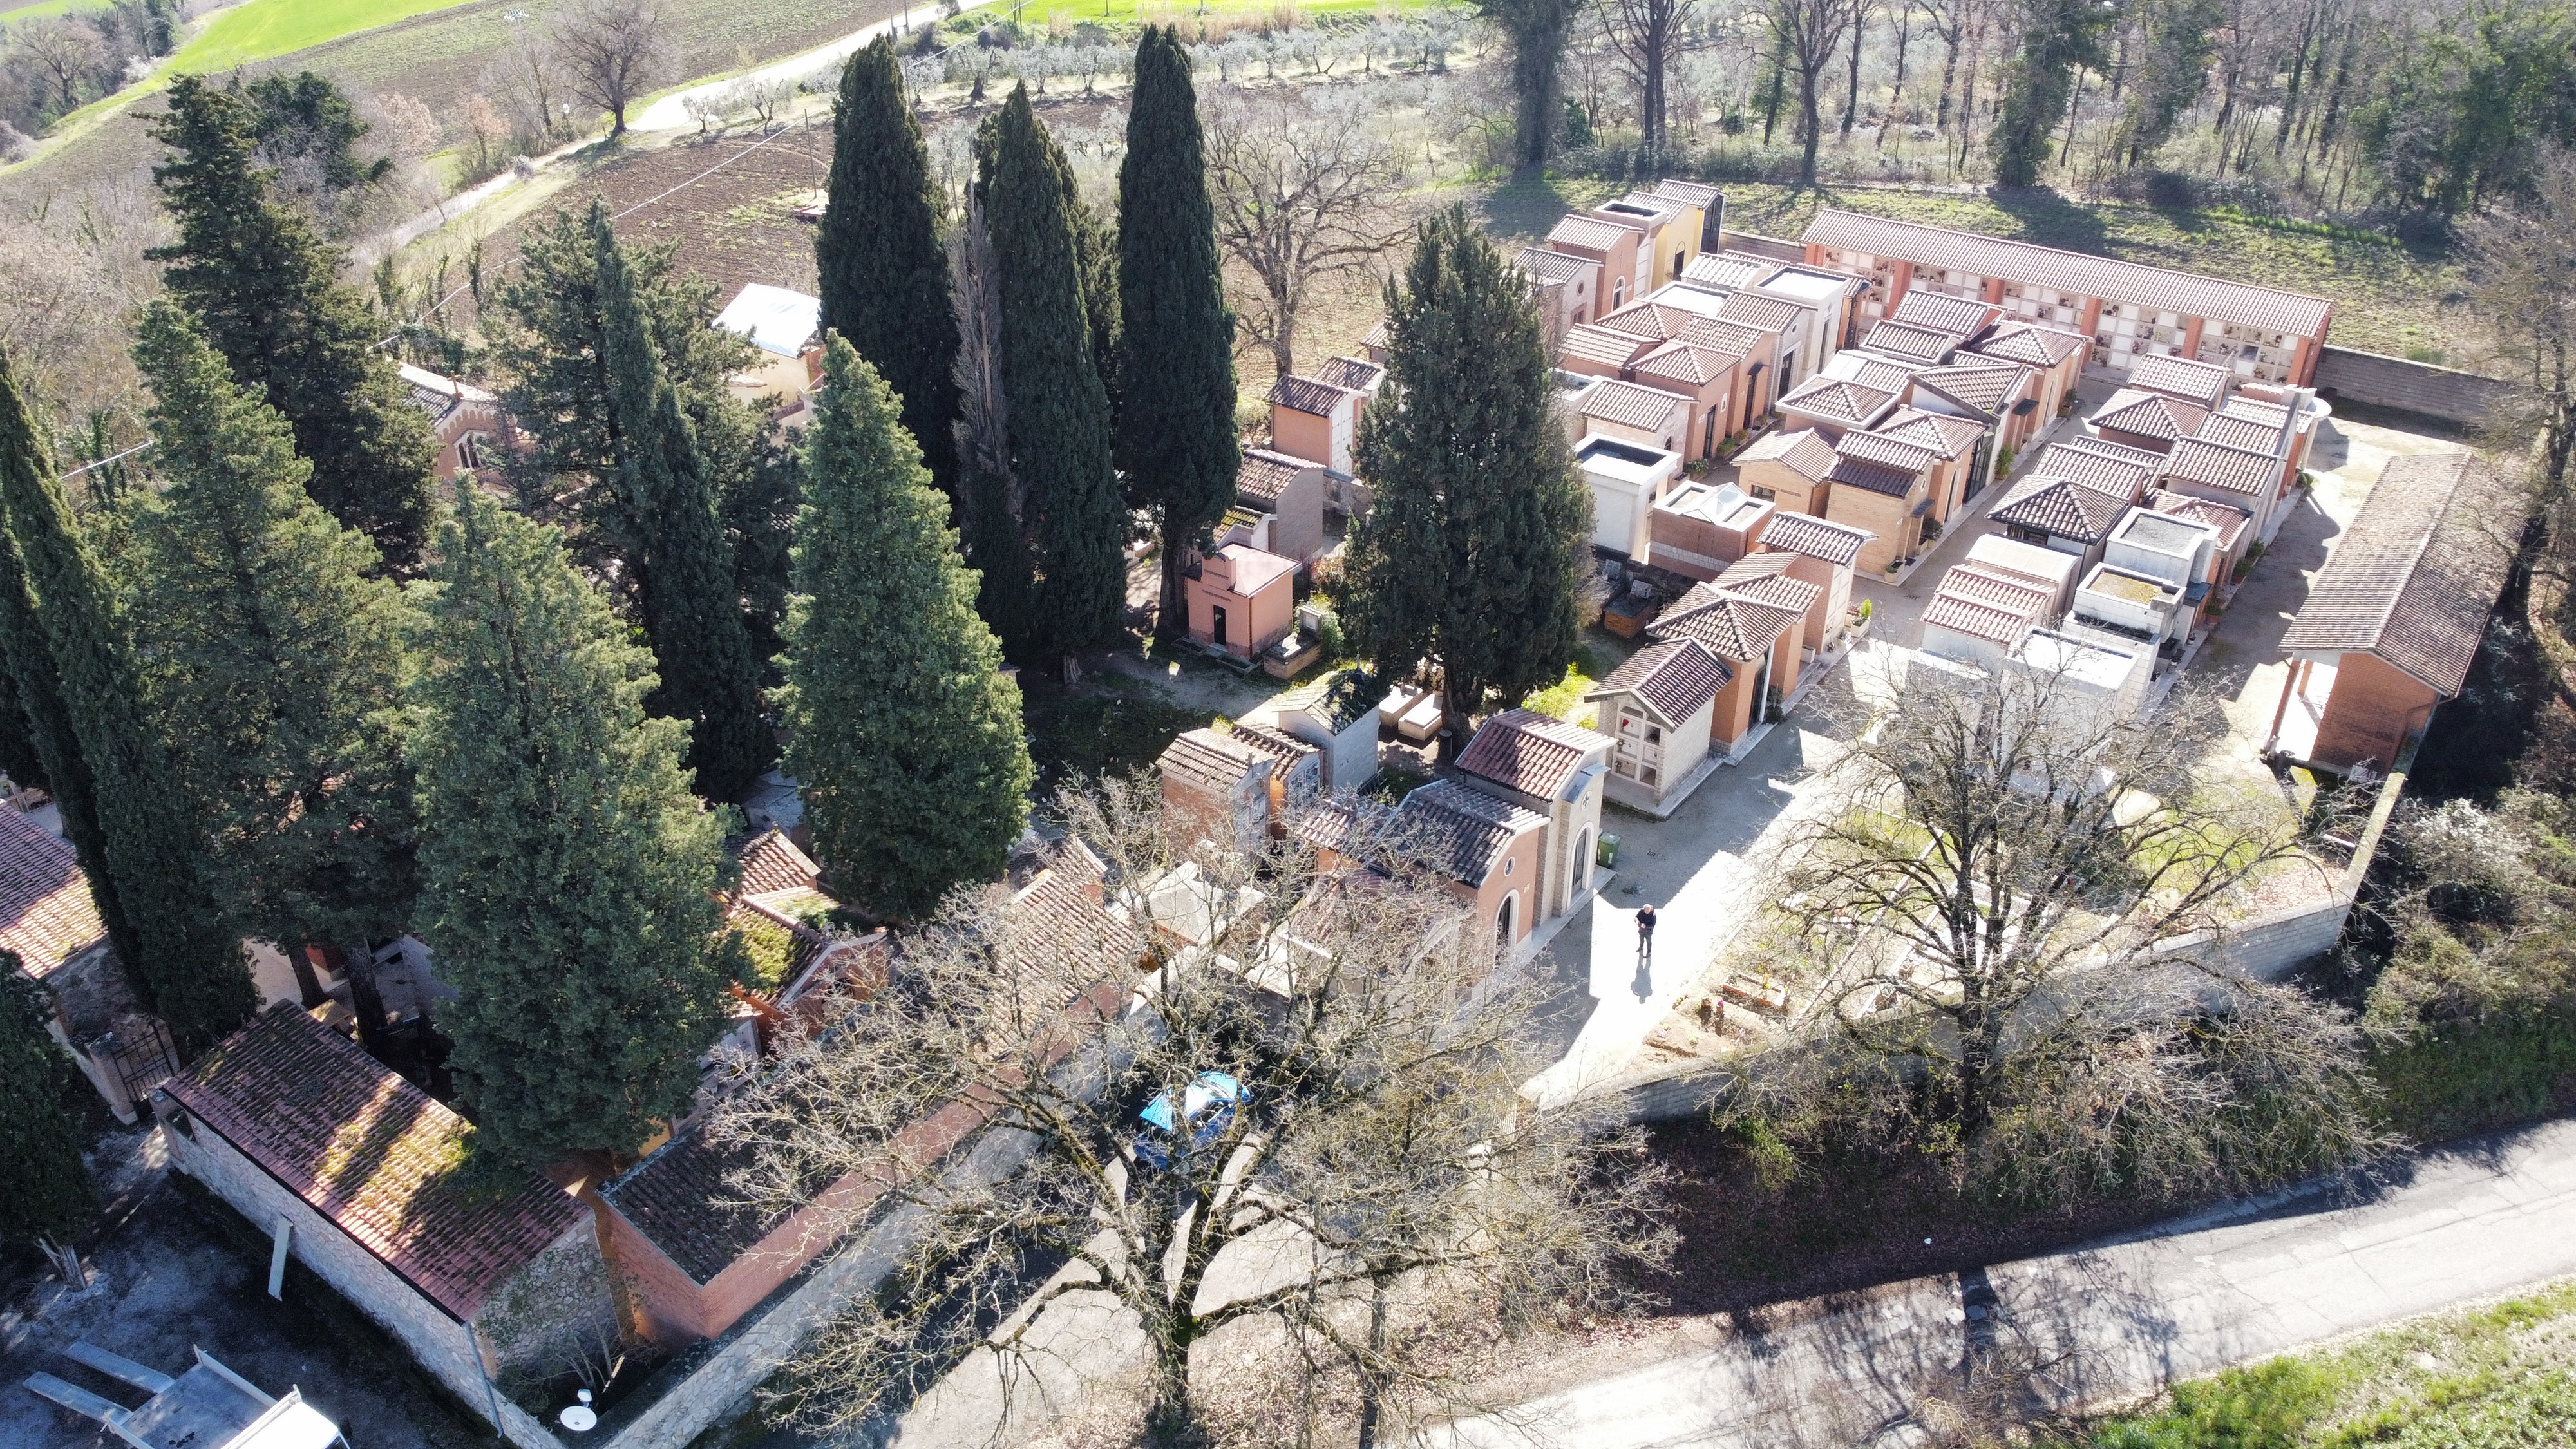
[560, 1389, 598, 1432]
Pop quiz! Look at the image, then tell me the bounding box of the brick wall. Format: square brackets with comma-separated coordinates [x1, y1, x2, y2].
[2313, 651, 2441, 772]
[2312, 347, 2515, 426]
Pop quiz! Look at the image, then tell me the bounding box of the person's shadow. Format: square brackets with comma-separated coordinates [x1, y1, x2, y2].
[1631, 948, 1653, 1003]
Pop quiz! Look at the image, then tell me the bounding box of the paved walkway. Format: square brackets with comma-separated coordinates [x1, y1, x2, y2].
[1437, 1115, 2576, 1448]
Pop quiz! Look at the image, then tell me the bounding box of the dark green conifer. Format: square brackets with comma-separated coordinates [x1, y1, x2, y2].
[0, 349, 251, 1050]
[147, 76, 440, 571]
[1116, 26, 1240, 636]
[0, 966, 95, 1279]
[817, 37, 962, 495]
[1345, 208, 1591, 738]
[976, 85, 1129, 659]
[782, 340, 1032, 919]
[410, 493, 741, 1168]
[129, 303, 417, 954]
[592, 209, 774, 799]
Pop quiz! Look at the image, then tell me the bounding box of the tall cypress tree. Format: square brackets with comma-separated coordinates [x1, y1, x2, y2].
[1345, 207, 1590, 741]
[1990, 0, 2110, 187]
[1117, 26, 1240, 637]
[0, 965, 95, 1284]
[783, 339, 1032, 920]
[0, 352, 251, 1050]
[129, 303, 417, 954]
[411, 493, 741, 1168]
[817, 36, 963, 496]
[592, 208, 773, 800]
[978, 84, 1129, 660]
[0, 354, 130, 978]
[147, 76, 439, 571]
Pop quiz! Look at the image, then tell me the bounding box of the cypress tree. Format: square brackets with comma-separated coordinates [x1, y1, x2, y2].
[129, 303, 417, 954]
[410, 493, 741, 1168]
[1345, 207, 1591, 740]
[592, 207, 774, 799]
[0, 368, 128, 976]
[0, 965, 95, 1283]
[147, 76, 440, 571]
[1990, 0, 2110, 187]
[1116, 26, 1240, 637]
[977, 84, 1129, 660]
[947, 191, 1037, 650]
[782, 339, 1032, 920]
[817, 36, 963, 496]
[0, 351, 251, 1050]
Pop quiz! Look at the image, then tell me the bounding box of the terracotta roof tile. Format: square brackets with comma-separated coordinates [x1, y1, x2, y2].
[2128, 353, 2233, 407]
[1910, 359, 2028, 415]
[1651, 582, 1805, 661]
[1517, 247, 1597, 285]
[1738, 428, 1838, 482]
[1652, 178, 1721, 209]
[1801, 209, 2332, 336]
[1681, 253, 1765, 292]
[1455, 708, 1611, 800]
[1889, 290, 1998, 334]
[1314, 355, 1383, 393]
[1824, 455, 1918, 498]
[1227, 721, 1320, 776]
[1548, 214, 1638, 252]
[1595, 302, 1699, 341]
[1238, 447, 1313, 509]
[2194, 411, 2287, 455]
[2093, 387, 2210, 441]
[1777, 375, 1896, 426]
[1160, 728, 1269, 796]
[1560, 325, 1654, 368]
[0, 806, 106, 978]
[166, 1007, 584, 1319]
[1633, 342, 1736, 390]
[1717, 291, 1806, 334]
[2161, 437, 2280, 497]
[1858, 319, 1964, 365]
[1363, 319, 1388, 352]
[2278, 453, 2510, 696]
[1271, 668, 1379, 733]
[1757, 511, 1871, 567]
[2146, 489, 2252, 551]
[1826, 354, 1922, 395]
[1680, 316, 1769, 356]
[1578, 379, 1691, 432]
[730, 828, 821, 898]
[1390, 779, 1546, 887]
[1874, 406, 1987, 459]
[1835, 429, 1942, 475]
[1940, 562, 2056, 618]
[1969, 322, 2089, 368]
[2045, 439, 2161, 493]
[1270, 374, 1354, 417]
[1990, 474, 2136, 540]
[1924, 591, 2038, 645]
[1586, 638, 1730, 722]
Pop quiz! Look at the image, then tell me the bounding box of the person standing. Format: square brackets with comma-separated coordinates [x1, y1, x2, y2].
[1636, 903, 1657, 961]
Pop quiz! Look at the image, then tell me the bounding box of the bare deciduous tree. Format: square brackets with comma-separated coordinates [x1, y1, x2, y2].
[547, 0, 672, 139]
[1597, 0, 1710, 155]
[484, 19, 570, 149]
[1719, 663, 2389, 1206]
[1761, 0, 1866, 184]
[1204, 90, 1408, 381]
[2468, 145, 2576, 519]
[714, 779, 1671, 1448]
[15, 17, 105, 112]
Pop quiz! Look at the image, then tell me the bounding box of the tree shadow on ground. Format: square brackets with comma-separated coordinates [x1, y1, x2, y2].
[1982, 187, 2116, 257]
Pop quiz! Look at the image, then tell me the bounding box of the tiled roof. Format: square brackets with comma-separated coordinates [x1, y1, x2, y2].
[1651, 582, 1806, 661]
[1738, 428, 1838, 482]
[2128, 353, 2233, 407]
[2147, 489, 2253, 551]
[1889, 290, 1997, 334]
[1990, 474, 2135, 540]
[1924, 590, 2039, 645]
[1517, 247, 1597, 285]
[1228, 721, 1320, 775]
[2278, 453, 2508, 696]
[1269, 374, 1354, 417]
[1363, 319, 1388, 352]
[1757, 510, 1871, 567]
[1633, 342, 1735, 390]
[2194, 411, 2287, 455]
[596, 1121, 773, 1284]
[1835, 429, 1942, 476]
[1456, 708, 1611, 800]
[1560, 325, 1653, 368]
[1679, 316, 1769, 357]
[1714, 550, 1799, 587]
[2161, 437, 2280, 498]
[1578, 379, 1691, 431]
[2053, 435, 2168, 471]
[1587, 638, 1730, 722]
[1824, 454, 1918, 498]
[1873, 406, 1986, 459]
[2219, 394, 2294, 427]
[732, 828, 821, 897]
[1160, 728, 1269, 795]
[1826, 353, 1920, 395]
[997, 862, 1144, 994]
[1595, 302, 1700, 341]
[2092, 388, 2210, 441]
[1939, 562, 2056, 619]
[1652, 178, 1721, 209]
[167, 1007, 583, 1318]
[1390, 779, 1546, 887]
[1970, 321, 2089, 368]
[1717, 291, 1806, 334]
[1314, 355, 1383, 393]
[1271, 668, 1379, 733]
[1801, 209, 2333, 336]
[1858, 320, 1962, 365]
[1237, 446, 1314, 509]
[1911, 359, 2027, 415]
[1681, 253, 1765, 292]
[1548, 214, 1638, 252]
[0, 806, 106, 978]
[1290, 796, 1399, 858]
[1777, 375, 1895, 426]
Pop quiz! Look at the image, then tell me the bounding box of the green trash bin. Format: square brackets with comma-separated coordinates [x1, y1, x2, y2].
[1597, 833, 1620, 867]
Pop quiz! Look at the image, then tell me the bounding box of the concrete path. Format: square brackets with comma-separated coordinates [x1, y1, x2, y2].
[630, 4, 945, 133]
[1437, 1116, 2576, 1448]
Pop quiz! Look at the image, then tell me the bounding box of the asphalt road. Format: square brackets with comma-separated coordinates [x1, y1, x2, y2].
[1435, 1115, 2576, 1448]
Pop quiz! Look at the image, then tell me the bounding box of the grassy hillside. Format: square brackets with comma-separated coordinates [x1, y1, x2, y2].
[169, 0, 485, 74]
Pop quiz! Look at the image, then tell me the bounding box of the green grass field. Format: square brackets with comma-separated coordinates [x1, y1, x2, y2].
[170, 0, 484, 74]
[979, 0, 1428, 26]
[0, 0, 117, 21]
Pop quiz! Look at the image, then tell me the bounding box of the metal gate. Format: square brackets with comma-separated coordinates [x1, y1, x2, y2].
[90, 1019, 180, 1106]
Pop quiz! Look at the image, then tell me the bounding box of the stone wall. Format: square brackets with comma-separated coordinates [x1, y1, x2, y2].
[2313, 347, 2517, 426]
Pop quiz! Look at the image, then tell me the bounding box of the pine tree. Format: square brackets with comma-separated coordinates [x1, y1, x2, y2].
[782, 339, 1033, 920]
[410, 493, 741, 1168]
[0, 362, 129, 978]
[0, 350, 252, 1050]
[591, 207, 773, 799]
[0, 965, 95, 1285]
[129, 303, 417, 954]
[1116, 26, 1240, 637]
[817, 36, 963, 496]
[1345, 207, 1590, 741]
[147, 76, 440, 571]
[977, 85, 1129, 660]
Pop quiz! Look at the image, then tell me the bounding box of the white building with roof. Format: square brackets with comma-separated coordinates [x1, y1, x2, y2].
[712, 283, 823, 402]
[1576, 436, 1683, 560]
